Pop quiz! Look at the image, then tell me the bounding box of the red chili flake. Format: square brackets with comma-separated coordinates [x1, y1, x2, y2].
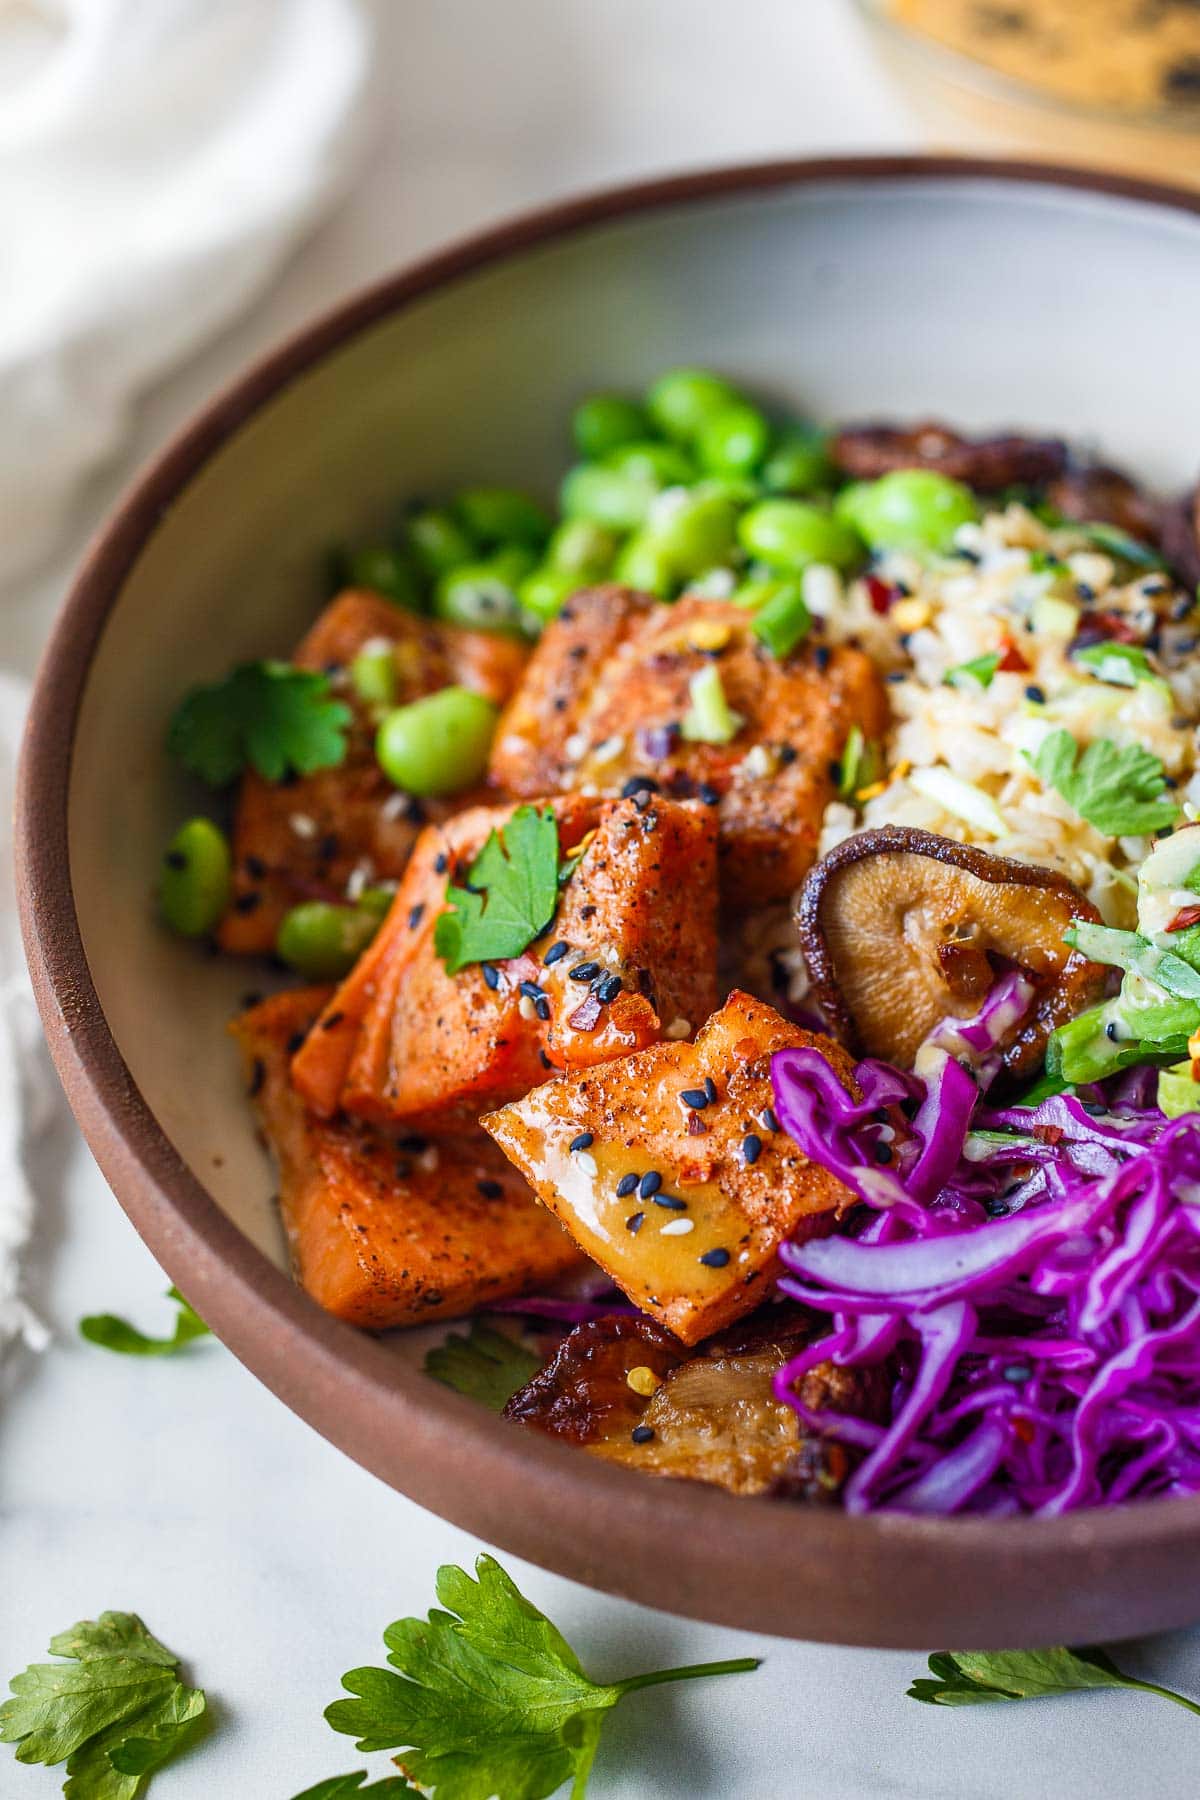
[1033, 1123, 1064, 1146]
[865, 575, 898, 615]
[996, 639, 1030, 674]
[1166, 904, 1200, 934]
[567, 994, 602, 1032]
[1089, 609, 1140, 645]
[687, 1111, 708, 1136]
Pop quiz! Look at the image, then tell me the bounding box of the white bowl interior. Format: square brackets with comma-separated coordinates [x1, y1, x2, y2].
[70, 172, 1200, 1263]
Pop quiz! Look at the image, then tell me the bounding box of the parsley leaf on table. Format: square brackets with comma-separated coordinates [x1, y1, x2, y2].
[168, 660, 351, 786]
[0, 1611, 206, 1798]
[908, 1647, 1200, 1714]
[1028, 730, 1179, 837]
[423, 1320, 541, 1412]
[79, 1287, 211, 1357]
[323, 1554, 759, 1800]
[290, 1775, 417, 1798]
[434, 805, 561, 974]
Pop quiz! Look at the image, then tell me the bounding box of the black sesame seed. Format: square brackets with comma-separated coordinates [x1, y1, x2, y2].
[477, 1178, 503, 1199]
[680, 1087, 709, 1109]
[247, 1058, 265, 1097]
[434, 852, 449, 874]
[398, 1134, 428, 1151]
[408, 903, 425, 930]
[244, 855, 267, 879]
[543, 940, 570, 966]
[1002, 1364, 1030, 1383]
[813, 645, 830, 671]
[321, 1011, 345, 1031]
[885, 670, 907, 684]
[519, 980, 546, 1002]
[538, 1049, 553, 1069]
[631, 1424, 655, 1443]
[625, 1211, 644, 1233]
[952, 545, 982, 565]
[165, 850, 187, 871]
[697, 782, 720, 806]
[1024, 684, 1046, 705]
[318, 834, 339, 861]
[482, 962, 500, 990]
[742, 1133, 762, 1165]
[1082, 1101, 1106, 1116]
[594, 973, 622, 1004]
[760, 1107, 780, 1134]
[285, 1031, 307, 1056]
[703, 1076, 718, 1104]
[874, 1141, 894, 1165]
[569, 1132, 594, 1152]
[699, 1247, 730, 1268]
[233, 892, 261, 913]
[639, 1171, 662, 1198]
[534, 997, 551, 1021]
[1105, 1022, 1119, 1040]
[652, 1194, 687, 1210]
[569, 960, 601, 982]
[621, 775, 660, 798]
[778, 743, 798, 765]
[1076, 582, 1096, 602]
[616, 1173, 639, 1197]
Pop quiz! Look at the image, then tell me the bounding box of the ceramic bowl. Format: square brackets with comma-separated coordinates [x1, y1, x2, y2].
[19, 156, 1200, 1648]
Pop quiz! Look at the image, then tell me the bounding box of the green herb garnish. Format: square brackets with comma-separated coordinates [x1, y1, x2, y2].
[680, 664, 744, 744]
[1077, 521, 1166, 570]
[291, 1775, 416, 1798]
[1071, 642, 1165, 689]
[320, 1555, 758, 1800]
[0, 1612, 207, 1797]
[1028, 730, 1178, 837]
[836, 725, 880, 800]
[423, 1320, 540, 1411]
[909, 1646, 1200, 1714]
[79, 1286, 211, 1357]
[168, 661, 351, 786]
[945, 651, 1002, 692]
[434, 805, 560, 974]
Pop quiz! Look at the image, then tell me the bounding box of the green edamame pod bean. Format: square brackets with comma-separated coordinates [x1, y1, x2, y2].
[276, 901, 381, 980]
[407, 507, 477, 577]
[737, 499, 864, 573]
[762, 428, 835, 495]
[696, 403, 771, 478]
[545, 518, 618, 579]
[350, 645, 397, 708]
[159, 818, 232, 938]
[571, 393, 649, 460]
[560, 462, 657, 532]
[519, 566, 579, 628]
[643, 487, 738, 578]
[613, 533, 675, 598]
[453, 487, 551, 548]
[376, 685, 498, 795]
[357, 884, 397, 920]
[346, 545, 424, 609]
[605, 440, 696, 487]
[645, 368, 741, 443]
[836, 469, 978, 552]
[433, 547, 534, 633]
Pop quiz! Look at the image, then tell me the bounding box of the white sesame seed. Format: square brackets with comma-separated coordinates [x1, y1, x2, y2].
[740, 744, 776, 780]
[288, 812, 318, 839]
[344, 858, 376, 902]
[664, 1017, 691, 1040]
[380, 792, 409, 821]
[590, 734, 626, 766]
[564, 732, 588, 761]
[417, 1146, 440, 1174]
[660, 1217, 694, 1236]
[574, 1151, 598, 1177]
[518, 994, 538, 1021]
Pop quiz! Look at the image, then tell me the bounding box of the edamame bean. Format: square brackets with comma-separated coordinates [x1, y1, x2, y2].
[545, 518, 618, 579]
[572, 393, 649, 460]
[613, 533, 675, 597]
[645, 368, 740, 443]
[159, 818, 232, 938]
[350, 645, 397, 708]
[737, 499, 864, 573]
[762, 428, 834, 495]
[346, 546, 423, 609]
[643, 487, 738, 578]
[605, 440, 696, 487]
[836, 469, 977, 552]
[696, 403, 770, 478]
[519, 565, 578, 627]
[376, 685, 498, 795]
[560, 462, 657, 532]
[357, 884, 397, 920]
[433, 547, 534, 632]
[407, 507, 476, 577]
[453, 487, 551, 548]
[276, 901, 381, 980]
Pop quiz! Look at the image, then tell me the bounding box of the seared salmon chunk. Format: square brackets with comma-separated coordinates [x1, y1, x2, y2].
[232, 988, 582, 1328]
[481, 990, 854, 1344]
[219, 590, 527, 954]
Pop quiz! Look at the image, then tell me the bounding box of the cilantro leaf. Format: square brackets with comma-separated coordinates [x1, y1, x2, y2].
[324, 1555, 759, 1800]
[945, 652, 1001, 691]
[1071, 642, 1165, 689]
[424, 1320, 541, 1412]
[79, 1287, 211, 1358]
[290, 1775, 417, 1798]
[908, 1646, 1200, 1715]
[434, 805, 560, 974]
[1028, 730, 1179, 837]
[168, 661, 351, 786]
[1, 1611, 206, 1798]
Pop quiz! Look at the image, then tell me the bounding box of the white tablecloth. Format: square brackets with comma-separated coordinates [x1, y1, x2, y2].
[4, 4, 1199, 1795]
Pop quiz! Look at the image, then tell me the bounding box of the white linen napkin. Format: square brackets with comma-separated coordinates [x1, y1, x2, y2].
[0, 0, 374, 1364]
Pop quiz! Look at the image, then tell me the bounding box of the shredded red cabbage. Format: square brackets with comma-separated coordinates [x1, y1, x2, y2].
[770, 975, 1200, 1517]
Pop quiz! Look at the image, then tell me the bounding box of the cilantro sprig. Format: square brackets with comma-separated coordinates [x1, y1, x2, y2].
[316, 1555, 758, 1800]
[424, 1320, 541, 1412]
[292, 1776, 416, 1798]
[168, 661, 351, 786]
[0, 1612, 206, 1798]
[1028, 729, 1179, 837]
[79, 1287, 211, 1358]
[909, 1646, 1200, 1715]
[434, 805, 561, 974]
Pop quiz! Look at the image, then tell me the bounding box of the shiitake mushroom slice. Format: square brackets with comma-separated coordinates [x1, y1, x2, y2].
[1046, 462, 1162, 545]
[797, 826, 1105, 1082]
[831, 420, 1068, 491]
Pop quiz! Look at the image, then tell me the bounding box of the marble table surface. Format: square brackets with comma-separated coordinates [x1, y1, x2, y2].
[4, 3, 1199, 1794]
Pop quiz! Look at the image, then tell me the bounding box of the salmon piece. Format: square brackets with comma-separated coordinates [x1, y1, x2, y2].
[232, 988, 583, 1329]
[504, 1309, 890, 1498]
[488, 590, 889, 905]
[218, 591, 527, 954]
[291, 793, 719, 1133]
[481, 990, 854, 1345]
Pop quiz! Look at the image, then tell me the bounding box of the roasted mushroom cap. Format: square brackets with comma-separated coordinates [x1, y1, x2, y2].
[1046, 462, 1162, 545]
[797, 826, 1105, 1081]
[831, 420, 1067, 491]
[1161, 482, 1200, 592]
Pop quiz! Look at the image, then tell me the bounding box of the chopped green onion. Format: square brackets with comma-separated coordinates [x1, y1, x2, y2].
[1158, 1061, 1200, 1118]
[1078, 522, 1165, 570]
[907, 766, 1007, 836]
[751, 583, 811, 659]
[945, 652, 1002, 691]
[350, 645, 397, 708]
[1064, 921, 1200, 1001]
[680, 663, 744, 745]
[1072, 642, 1165, 689]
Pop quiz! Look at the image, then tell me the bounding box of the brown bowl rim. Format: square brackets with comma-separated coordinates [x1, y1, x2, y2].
[17, 154, 1200, 1649]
